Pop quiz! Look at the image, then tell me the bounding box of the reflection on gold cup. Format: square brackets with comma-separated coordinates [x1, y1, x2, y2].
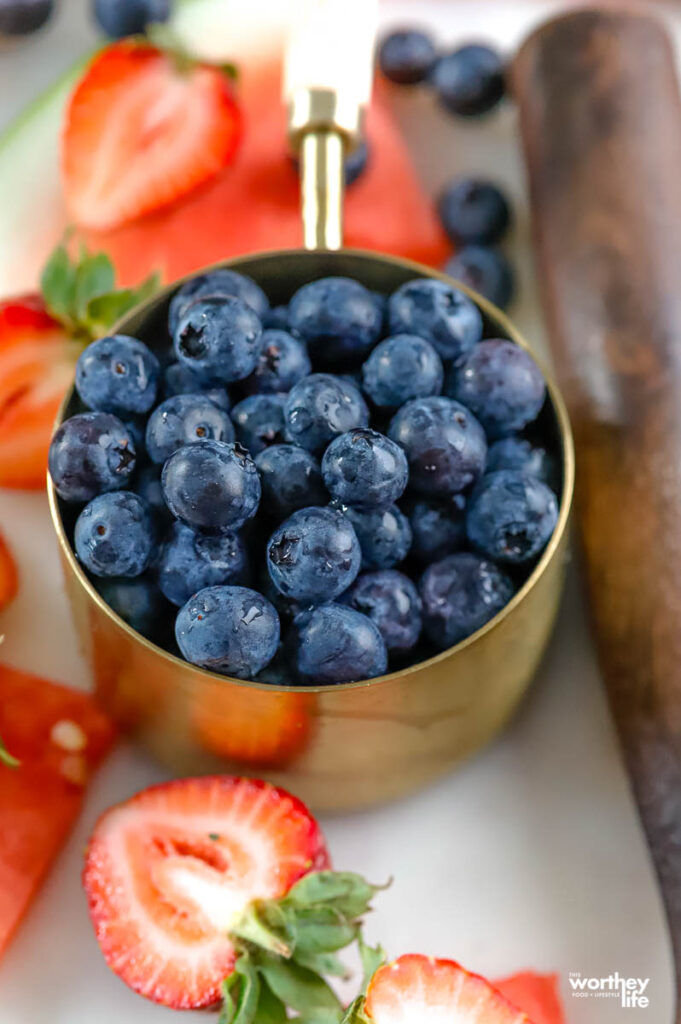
[49, 250, 574, 812]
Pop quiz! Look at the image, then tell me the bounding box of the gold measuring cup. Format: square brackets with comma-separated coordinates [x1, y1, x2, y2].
[48, 1, 574, 811]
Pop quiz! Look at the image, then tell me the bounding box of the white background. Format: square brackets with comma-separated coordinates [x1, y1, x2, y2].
[0, 1, 676, 1021]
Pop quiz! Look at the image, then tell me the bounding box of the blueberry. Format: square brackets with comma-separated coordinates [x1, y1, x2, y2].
[344, 138, 370, 186]
[158, 521, 247, 606]
[255, 444, 327, 519]
[231, 394, 288, 455]
[134, 464, 171, 525]
[339, 504, 412, 569]
[378, 28, 437, 85]
[293, 138, 369, 188]
[49, 412, 136, 503]
[263, 305, 291, 331]
[267, 506, 360, 603]
[288, 277, 382, 369]
[437, 179, 511, 246]
[431, 44, 505, 117]
[75, 334, 159, 416]
[96, 576, 166, 638]
[253, 647, 294, 686]
[486, 437, 557, 490]
[258, 568, 306, 625]
[466, 470, 558, 565]
[162, 440, 261, 533]
[0, 0, 53, 37]
[289, 604, 387, 685]
[163, 362, 230, 410]
[405, 495, 466, 564]
[341, 570, 422, 653]
[242, 330, 311, 394]
[388, 278, 483, 361]
[122, 416, 146, 455]
[362, 333, 443, 409]
[388, 396, 487, 496]
[145, 394, 234, 464]
[419, 552, 514, 649]
[168, 269, 269, 336]
[75, 492, 154, 578]
[444, 246, 514, 311]
[92, 0, 168, 37]
[285, 373, 369, 453]
[175, 585, 280, 678]
[446, 339, 546, 438]
[174, 296, 263, 384]
[322, 428, 408, 510]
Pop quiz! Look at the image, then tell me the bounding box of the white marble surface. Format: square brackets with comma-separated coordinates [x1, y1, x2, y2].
[0, 1, 676, 1021]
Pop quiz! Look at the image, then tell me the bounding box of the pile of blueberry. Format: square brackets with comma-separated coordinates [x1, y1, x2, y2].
[49, 268, 560, 687]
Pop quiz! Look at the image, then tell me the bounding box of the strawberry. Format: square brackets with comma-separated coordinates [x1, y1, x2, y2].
[0, 528, 18, 610]
[83, 776, 382, 1017]
[62, 40, 243, 231]
[0, 241, 157, 489]
[346, 954, 533, 1023]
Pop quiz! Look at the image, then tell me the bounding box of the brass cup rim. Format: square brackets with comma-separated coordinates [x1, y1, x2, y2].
[47, 246, 575, 696]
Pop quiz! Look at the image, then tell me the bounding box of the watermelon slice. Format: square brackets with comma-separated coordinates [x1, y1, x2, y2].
[0, 663, 116, 956]
[0, 0, 448, 297]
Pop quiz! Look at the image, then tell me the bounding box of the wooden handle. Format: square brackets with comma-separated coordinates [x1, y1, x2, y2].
[513, 10, 681, 1017]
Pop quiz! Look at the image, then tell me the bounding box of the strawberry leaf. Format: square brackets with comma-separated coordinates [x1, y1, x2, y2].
[220, 954, 260, 1024]
[292, 948, 349, 979]
[359, 936, 386, 991]
[0, 734, 20, 769]
[84, 272, 160, 337]
[286, 871, 384, 920]
[40, 239, 160, 343]
[41, 244, 77, 327]
[255, 982, 287, 1024]
[74, 252, 115, 320]
[341, 996, 372, 1024]
[257, 955, 342, 1017]
[288, 906, 357, 955]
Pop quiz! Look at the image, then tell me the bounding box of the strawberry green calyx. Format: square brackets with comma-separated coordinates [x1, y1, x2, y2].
[145, 22, 239, 80]
[220, 871, 387, 1024]
[40, 239, 159, 344]
[342, 997, 372, 1024]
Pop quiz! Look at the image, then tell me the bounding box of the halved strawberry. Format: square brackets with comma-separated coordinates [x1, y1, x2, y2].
[62, 40, 243, 231]
[0, 295, 79, 489]
[354, 954, 533, 1023]
[0, 528, 18, 610]
[0, 243, 157, 489]
[83, 776, 330, 1009]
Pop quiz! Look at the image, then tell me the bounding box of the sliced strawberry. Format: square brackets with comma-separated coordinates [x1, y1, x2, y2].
[362, 955, 532, 1023]
[0, 662, 116, 956]
[62, 40, 243, 231]
[0, 295, 79, 489]
[0, 529, 18, 610]
[83, 776, 330, 1009]
[192, 683, 313, 769]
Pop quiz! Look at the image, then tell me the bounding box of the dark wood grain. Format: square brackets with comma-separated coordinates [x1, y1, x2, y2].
[513, 10, 681, 1019]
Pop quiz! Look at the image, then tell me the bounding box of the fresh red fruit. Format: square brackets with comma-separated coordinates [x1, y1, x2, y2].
[83, 776, 330, 1009]
[83, 60, 450, 280]
[0, 294, 79, 489]
[0, 662, 115, 956]
[362, 955, 532, 1023]
[0, 529, 18, 610]
[62, 40, 243, 231]
[495, 973, 565, 1024]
